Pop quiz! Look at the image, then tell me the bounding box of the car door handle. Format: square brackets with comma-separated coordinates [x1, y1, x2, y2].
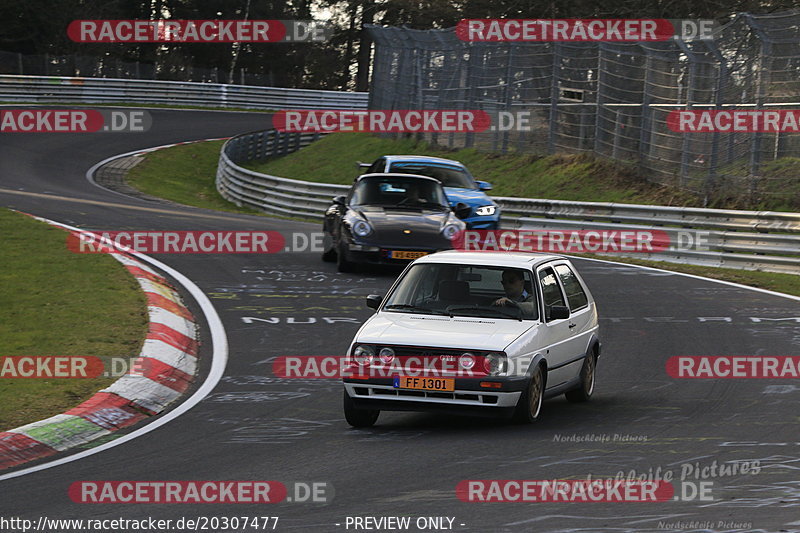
[568, 322, 577, 329]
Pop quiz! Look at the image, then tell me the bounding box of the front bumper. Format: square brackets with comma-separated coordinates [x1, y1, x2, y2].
[463, 217, 500, 230]
[342, 244, 449, 266]
[343, 376, 527, 415]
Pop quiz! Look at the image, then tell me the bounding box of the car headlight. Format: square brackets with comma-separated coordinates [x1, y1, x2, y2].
[475, 205, 497, 216]
[352, 220, 372, 237]
[459, 352, 476, 370]
[353, 345, 375, 366]
[484, 352, 507, 375]
[378, 347, 395, 364]
[442, 223, 461, 240]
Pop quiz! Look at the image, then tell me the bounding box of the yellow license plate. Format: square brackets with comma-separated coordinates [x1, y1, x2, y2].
[390, 250, 429, 260]
[394, 376, 455, 392]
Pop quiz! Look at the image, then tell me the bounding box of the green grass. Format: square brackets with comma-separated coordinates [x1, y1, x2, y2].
[243, 133, 702, 206]
[0, 210, 148, 431]
[126, 140, 266, 216]
[245, 132, 800, 211]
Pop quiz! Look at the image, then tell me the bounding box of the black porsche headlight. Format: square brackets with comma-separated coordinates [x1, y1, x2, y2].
[442, 223, 461, 240]
[353, 220, 372, 237]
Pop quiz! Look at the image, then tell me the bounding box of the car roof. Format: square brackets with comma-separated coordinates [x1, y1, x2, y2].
[382, 155, 465, 167]
[356, 172, 443, 185]
[415, 251, 567, 269]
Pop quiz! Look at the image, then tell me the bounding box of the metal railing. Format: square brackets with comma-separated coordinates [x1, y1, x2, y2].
[217, 129, 800, 274]
[365, 12, 800, 206]
[0, 75, 368, 110]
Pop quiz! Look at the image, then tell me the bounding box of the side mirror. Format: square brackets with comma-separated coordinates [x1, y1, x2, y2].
[356, 162, 371, 172]
[548, 305, 570, 320]
[366, 294, 383, 310]
[475, 180, 493, 191]
[332, 195, 346, 205]
[454, 202, 471, 220]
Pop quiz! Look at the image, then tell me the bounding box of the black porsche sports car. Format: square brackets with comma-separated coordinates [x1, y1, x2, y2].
[322, 173, 470, 272]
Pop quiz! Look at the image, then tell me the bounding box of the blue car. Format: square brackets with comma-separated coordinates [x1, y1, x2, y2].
[358, 156, 500, 229]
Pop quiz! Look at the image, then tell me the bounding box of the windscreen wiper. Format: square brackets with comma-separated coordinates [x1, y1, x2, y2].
[445, 305, 522, 321]
[384, 304, 449, 316]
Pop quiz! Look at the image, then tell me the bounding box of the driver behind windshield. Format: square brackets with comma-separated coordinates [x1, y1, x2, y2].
[493, 269, 535, 316]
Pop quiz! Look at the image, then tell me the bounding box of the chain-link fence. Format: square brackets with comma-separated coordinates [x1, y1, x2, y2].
[366, 11, 800, 205]
[0, 50, 275, 86]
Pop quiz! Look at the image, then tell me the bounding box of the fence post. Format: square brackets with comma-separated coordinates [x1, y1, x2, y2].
[674, 39, 698, 189]
[612, 108, 623, 159]
[638, 47, 653, 172]
[464, 45, 481, 149]
[593, 43, 607, 155]
[704, 40, 729, 204]
[547, 43, 560, 154]
[748, 42, 772, 193]
[501, 43, 516, 153]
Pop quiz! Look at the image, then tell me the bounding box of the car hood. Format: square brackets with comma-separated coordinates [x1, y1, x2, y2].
[356, 312, 535, 351]
[354, 207, 455, 246]
[443, 187, 493, 207]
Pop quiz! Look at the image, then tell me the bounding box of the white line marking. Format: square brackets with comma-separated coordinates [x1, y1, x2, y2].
[568, 255, 800, 302]
[0, 218, 228, 482]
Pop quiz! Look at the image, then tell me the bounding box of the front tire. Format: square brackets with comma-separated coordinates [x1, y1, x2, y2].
[565, 352, 596, 403]
[321, 233, 336, 262]
[336, 242, 356, 273]
[513, 364, 545, 423]
[343, 390, 379, 427]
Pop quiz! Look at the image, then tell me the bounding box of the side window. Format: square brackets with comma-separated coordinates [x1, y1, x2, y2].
[538, 267, 566, 320]
[554, 264, 589, 311]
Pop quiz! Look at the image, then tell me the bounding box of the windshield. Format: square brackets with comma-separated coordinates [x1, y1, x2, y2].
[383, 263, 538, 320]
[350, 176, 449, 208]
[388, 162, 476, 189]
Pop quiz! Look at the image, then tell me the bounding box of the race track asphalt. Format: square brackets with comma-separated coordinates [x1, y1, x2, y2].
[1, 108, 799, 533]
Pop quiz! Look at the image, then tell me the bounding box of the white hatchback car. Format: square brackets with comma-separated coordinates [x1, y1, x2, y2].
[342, 251, 601, 426]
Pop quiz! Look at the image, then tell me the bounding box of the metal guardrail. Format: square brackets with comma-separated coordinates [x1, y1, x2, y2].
[216, 129, 800, 275]
[217, 130, 348, 220]
[0, 75, 368, 110]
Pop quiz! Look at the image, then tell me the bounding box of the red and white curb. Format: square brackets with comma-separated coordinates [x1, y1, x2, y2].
[0, 218, 199, 471]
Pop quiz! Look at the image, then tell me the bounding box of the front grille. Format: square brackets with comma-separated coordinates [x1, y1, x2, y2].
[353, 386, 495, 405]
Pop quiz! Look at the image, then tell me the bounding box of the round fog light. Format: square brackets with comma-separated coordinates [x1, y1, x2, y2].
[459, 352, 476, 370]
[484, 352, 507, 375]
[353, 345, 374, 366]
[379, 347, 395, 364]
